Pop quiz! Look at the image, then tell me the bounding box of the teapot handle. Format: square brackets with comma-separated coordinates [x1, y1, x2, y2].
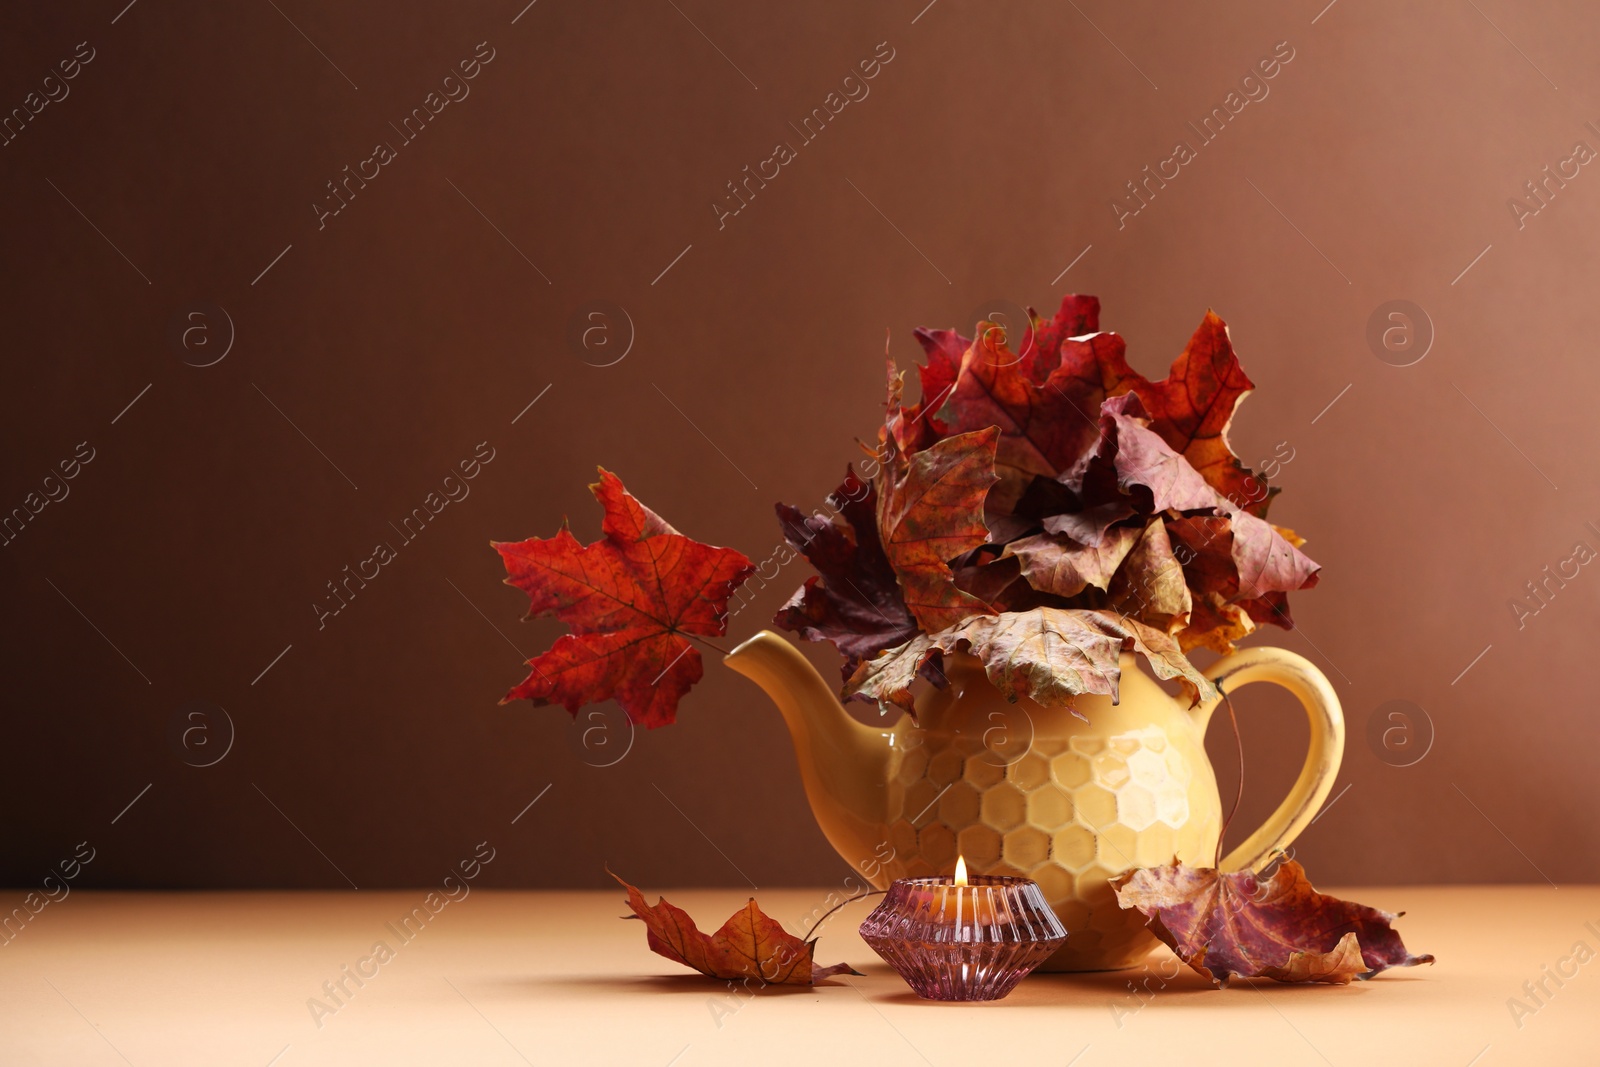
[1194, 646, 1345, 873]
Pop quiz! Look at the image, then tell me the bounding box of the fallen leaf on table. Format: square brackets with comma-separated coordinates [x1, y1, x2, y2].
[611, 871, 860, 985]
[1113, 853, 1434, 986]
[494, 469, 754, 729]
[1261, 931, 1370, 984]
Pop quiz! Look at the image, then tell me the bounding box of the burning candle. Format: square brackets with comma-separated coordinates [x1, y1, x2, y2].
[927, 856, 999, 927]
[859, 854, 1068, 1001]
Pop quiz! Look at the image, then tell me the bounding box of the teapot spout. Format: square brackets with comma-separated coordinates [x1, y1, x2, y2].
[724, 631, 894, 876]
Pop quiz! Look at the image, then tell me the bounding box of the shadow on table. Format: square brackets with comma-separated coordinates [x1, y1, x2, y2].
[503, 973, 825, 997]
[493, 957, 1412, 1006]
[855, 959, 1387, 1008]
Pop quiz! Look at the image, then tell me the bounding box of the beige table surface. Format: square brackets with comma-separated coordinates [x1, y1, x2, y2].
[2, 885, 1592, 1065]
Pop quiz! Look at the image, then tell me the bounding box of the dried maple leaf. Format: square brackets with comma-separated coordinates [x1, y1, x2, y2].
[1222, 505, 1320, 605]
[1240, 590, 1296, 630]
[939, 327, 1130, 482]
[1067, 393, 1315, 644]
[1181, 592, 1257, 656]
[876, 426, 1001, 632]
[1004, 526, 1141, 598]
[494, 469, 754, 729]
[924, 299, 1274, 508]
[1113, 854, 1434, 987]
[908, 325, 968, 440]
[1128, 310, 1273, 517]
[773, 468, 919, 681]
[1042, 500, 1136, 546]
[1073, 395, 1217, 514]
[957, 608, 1140, 708]
[952, 553, 1036, 611]
[1166, 515, 1240, 599]
[841, 630, 943, 711]
[1261, 932, 1369, 984]
[612, 871, 859, 985]
[842, 607, 1215, 712]
[1025, 293, 1102, 381]
[1107, 518, 1193, 633]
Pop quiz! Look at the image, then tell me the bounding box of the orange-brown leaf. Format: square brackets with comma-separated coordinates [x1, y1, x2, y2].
[1131, 311, 1270, 516]
[1259, 931, 1369, 984]
[1166, 515, 1240, 599]
[1179, 592, 1256, 656]
[1113, 854, 1434, 986]
[611, 871, 858, 985]
[1004, 527, 1140, 598]
[843, 607, 1216, 712]
[1107, 518, 1193, 633]
[876, 427, 1001, 632]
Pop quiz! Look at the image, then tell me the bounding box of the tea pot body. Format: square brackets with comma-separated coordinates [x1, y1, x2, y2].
[725, 634, 1343, 972]
[878, 653, 1221, 970]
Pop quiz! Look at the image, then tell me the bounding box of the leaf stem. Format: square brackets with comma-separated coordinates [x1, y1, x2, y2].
[1215, 682, 1244, 869]
[802, 890, 886, 941]
[687, 633, 732, 657]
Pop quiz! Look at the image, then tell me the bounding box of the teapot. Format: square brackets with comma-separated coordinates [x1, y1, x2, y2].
[725, 630, 1343, 971]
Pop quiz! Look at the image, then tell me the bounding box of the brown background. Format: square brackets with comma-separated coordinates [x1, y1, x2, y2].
[3, 0, 1596, 893]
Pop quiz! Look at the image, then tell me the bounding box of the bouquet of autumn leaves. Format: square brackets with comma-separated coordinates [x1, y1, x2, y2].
[494, 295, 1431, 990]
[493, 294, 1319, 728]
[776, 294, 1318, 716]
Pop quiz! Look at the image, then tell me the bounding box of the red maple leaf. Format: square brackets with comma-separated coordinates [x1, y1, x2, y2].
[1025, 293, 1102, 380]
[937, 327, 1128, 481]
[1131, 310, 1271, 517]
[494, 469, 754, 728]
[906, 325, 967, 444]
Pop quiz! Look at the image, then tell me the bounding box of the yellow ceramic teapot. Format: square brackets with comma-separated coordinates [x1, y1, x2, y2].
[726, 631, 1343, 971]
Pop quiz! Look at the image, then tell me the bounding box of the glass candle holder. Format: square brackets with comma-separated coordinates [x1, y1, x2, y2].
[859, 874, 1068, 1001]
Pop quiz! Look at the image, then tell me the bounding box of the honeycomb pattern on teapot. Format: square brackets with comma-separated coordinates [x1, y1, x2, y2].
[880, 726, 1204, 966]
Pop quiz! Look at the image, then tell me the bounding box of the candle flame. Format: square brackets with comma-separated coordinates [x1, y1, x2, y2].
[954, 855, 968, 886]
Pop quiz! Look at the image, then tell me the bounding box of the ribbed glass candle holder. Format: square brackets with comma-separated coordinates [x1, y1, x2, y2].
[859, 874, 1068, 1001]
